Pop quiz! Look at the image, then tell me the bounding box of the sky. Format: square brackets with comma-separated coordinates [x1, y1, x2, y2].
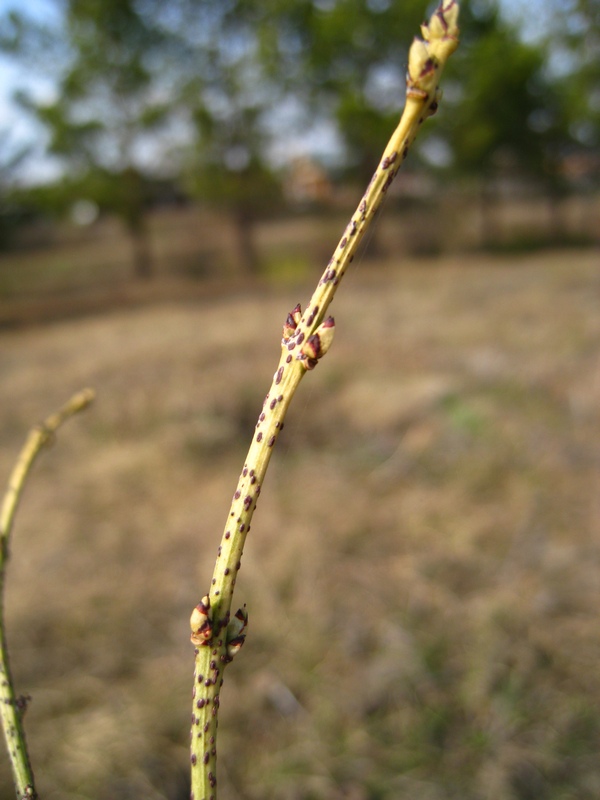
[0, 0, 63, 180]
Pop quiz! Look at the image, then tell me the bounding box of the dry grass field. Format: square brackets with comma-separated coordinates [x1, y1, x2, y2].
[0, 246, 599, 799]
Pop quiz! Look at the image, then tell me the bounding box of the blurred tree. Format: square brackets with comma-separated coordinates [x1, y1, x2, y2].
[254, 0, 427, 182]
[2, 0, 286, 278]
[254, 0, 583, 246]
[0, 130, 30, 251]
[440, 3, 571, 242]
[550, 0, 600, 239]
[3, 0, 589, 268]
[3, 0, 182, 278]
[186, 120, 282, 275]
[170, 1, 283, 275]
[546, 0, 600, 180]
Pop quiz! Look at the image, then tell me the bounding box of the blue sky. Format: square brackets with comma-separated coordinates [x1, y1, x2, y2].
[0, 0, 63, 179]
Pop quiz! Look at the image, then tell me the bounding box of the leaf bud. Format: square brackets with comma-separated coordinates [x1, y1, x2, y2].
[291, 303, 302, 325]
[407, 37, 430, 82]
[315, 316, 335, 357]
[283, 314, 297, 340]
[299, 316, 335, 368]
[227, 605, 248, 641]
[428, 2, 460, 60]
[283, 303, 303, 342]
[225, 634, 246, 661]
[190, 595, 213, 645]
[302, 334, 321, 362]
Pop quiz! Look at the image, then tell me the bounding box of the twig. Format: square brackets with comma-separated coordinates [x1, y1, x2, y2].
[0, 388, 95, 800]
[190, 4, 460, 797]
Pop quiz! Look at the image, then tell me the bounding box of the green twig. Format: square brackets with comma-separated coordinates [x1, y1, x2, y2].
[0, 388, 95, 800]
[190, 4, 460, 797]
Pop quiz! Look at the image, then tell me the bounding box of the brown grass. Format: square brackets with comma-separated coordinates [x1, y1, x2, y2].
[0, 247, 599, 799]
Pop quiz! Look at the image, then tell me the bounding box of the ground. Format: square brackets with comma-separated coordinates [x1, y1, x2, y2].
[0, 247, 599, 799]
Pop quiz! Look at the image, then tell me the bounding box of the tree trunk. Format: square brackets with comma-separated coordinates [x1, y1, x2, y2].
[121, 166, 152, 279]
[546, 186, 565, 244]
[479, 178, 498, 248]
[233, 209, 260, 276]
[129, 220, 153, 280]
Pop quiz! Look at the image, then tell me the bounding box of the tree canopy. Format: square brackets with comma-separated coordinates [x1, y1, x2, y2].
[0, 0, 596, 263]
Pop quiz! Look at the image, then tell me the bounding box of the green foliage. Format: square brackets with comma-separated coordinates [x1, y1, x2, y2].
[545, 0, 600, 183]
[444, 4, 568, 184]
[250, 0, 426, 173]
[189, 157, 281, 219]
[4, 0, 184, 276]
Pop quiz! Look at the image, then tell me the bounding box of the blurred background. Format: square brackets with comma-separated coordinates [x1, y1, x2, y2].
[0, 0, 599, 798]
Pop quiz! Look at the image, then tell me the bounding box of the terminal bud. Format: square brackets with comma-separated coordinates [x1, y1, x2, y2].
[408, 2, 460, 101]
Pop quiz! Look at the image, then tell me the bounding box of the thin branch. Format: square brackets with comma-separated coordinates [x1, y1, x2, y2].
[190, 4, 460, 797]
[0, 388, 95, 800]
